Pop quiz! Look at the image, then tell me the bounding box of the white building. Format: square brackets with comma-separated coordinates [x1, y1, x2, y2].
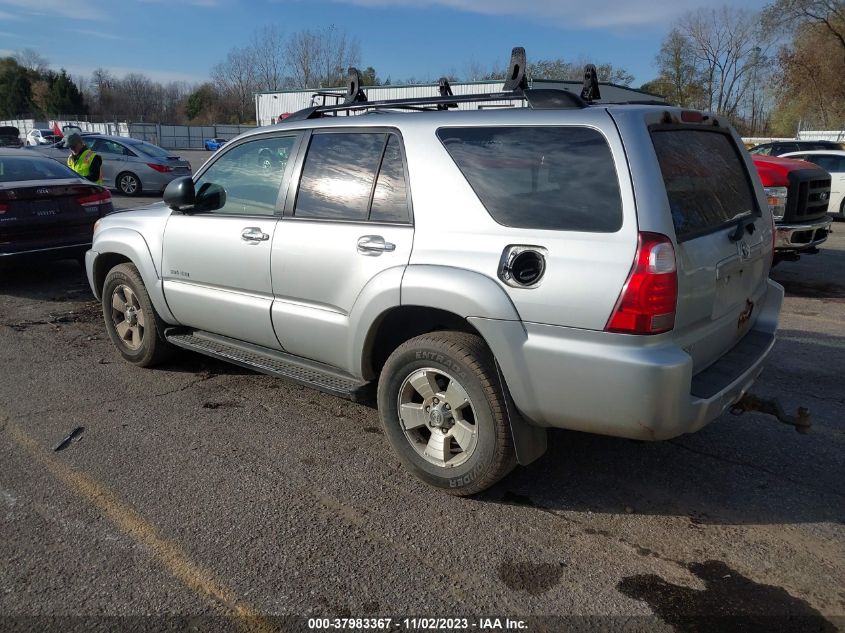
[254, 79, 665, 127]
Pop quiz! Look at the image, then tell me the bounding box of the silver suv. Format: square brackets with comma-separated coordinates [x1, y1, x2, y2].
[85, 57, 783, 495]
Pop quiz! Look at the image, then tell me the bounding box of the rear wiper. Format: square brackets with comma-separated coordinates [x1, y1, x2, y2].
[729, 218, 755, 242]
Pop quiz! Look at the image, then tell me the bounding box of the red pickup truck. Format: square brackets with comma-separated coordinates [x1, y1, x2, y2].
[752, 155, 832, 262]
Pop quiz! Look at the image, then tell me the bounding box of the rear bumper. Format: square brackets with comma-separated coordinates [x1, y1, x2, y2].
[775, 216, 832, 251]
[470, 278, 784, 441]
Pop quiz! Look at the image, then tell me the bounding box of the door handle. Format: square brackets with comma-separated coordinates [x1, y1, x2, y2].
[241, 227, 269, 242]
[357, 235, 396, 256]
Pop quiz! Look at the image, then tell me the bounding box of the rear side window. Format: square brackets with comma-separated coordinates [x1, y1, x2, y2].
[436, 126, 623, 232]
[294, 132, 410, 223]
[805, 154, 845, 172]
[651, 130, 757, 241]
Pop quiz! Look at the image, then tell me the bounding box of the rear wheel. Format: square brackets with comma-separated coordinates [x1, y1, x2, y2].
[102, 263, 174, 367]
[377, 331, 516, 496]
[117, 172, 141, 196]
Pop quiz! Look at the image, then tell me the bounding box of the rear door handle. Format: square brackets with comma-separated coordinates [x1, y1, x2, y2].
[241, 227, 269, 242]
[357, 235, 396, 256]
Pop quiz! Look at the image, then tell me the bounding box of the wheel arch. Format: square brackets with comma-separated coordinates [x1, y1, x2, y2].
[90, 227, 177, 323]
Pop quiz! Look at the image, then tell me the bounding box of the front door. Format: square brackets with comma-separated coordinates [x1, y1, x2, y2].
[270, 129, 414, 372]
[161, 133, 300, 349]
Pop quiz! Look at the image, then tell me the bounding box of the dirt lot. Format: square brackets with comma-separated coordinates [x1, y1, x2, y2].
[0, 216, 843, 632]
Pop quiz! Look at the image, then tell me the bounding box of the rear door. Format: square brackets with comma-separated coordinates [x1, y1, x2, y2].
[270, 129, 414, 371]
[646, 121, 771, 372]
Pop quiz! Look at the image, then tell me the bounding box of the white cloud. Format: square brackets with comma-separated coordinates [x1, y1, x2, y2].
[322, 0, 717, 28]
[137, 0, 223, 6]
[0, 0, 106, 20]
[72, 28, 124, 41]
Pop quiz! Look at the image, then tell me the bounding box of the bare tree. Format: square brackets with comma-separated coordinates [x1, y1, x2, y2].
[211, 46, 258, 122]
[678, 7, 772, 116]
[765, 0, 845, 54]
[251, 25, 288, 91]
[13, 48, 49, 73]
[285, 25, 361, 89]
[650, 28, 707, 107]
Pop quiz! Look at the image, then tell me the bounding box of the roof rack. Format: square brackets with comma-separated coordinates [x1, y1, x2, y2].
[284, 46, 592, 122]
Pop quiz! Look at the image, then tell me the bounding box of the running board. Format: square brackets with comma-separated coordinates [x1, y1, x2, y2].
[165, 329, 371, 401]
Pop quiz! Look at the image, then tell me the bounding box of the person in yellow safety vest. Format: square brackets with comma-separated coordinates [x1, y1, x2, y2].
[66, 132, 103, 185]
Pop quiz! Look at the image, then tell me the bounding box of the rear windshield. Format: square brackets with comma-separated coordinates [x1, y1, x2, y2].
[651, 129, 758, 241]
[436, 126, 623, 232]
[0, 156, 78, 182]
[131, 141, 170, 158]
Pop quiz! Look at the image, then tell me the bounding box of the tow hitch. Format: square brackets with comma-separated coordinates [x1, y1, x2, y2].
[730, 394, 811, 434]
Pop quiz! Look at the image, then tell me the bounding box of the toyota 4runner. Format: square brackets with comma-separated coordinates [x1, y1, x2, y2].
[86, 50, 784, 495]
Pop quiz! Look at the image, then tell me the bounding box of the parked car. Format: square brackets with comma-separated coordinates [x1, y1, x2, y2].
[26, 129, 60, 146]
[0, 149, 113, 263]
[780, 150, 845, 219]
[204, 138, 228, 151]
[0, 126, 22, 148]
[85, 76, 784, 495]
[751, 154, 832, 260]
[750, 139, 843, 156]
[32, 134, 192, 196]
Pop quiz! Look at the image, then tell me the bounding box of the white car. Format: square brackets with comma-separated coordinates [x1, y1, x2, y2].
[26, 128, 60, 146]
[781, 150, 845, 219]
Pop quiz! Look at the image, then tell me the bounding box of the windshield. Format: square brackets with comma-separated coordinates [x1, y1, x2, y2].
[0, 156, 78, 182]
[129, 141, 171, 158]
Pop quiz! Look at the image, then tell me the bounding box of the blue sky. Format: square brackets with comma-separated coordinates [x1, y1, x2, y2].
[0, 0, 770, 87]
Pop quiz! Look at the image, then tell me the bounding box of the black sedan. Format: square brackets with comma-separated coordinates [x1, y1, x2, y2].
[0, 149, 114, 263]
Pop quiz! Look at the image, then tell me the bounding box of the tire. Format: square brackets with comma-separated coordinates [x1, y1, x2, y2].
[116, 171, 141, 196]
[377, 331, 516, 496]
[102, 263, 174, 367]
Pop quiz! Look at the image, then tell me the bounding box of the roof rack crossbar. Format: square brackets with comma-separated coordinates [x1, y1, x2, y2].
[282, 46, 596, 122]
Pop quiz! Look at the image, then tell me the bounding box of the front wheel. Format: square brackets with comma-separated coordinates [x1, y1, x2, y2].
[102, 263, 174, 367]
[117, 172, 141, 196]
[377, 331, 516, 496]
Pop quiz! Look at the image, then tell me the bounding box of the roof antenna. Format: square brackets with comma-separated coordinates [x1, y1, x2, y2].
[580, 64, 601, 103]
[503, 46, 528, 92]
[437, 77, 456, 110]
[343, 67, 368, 104]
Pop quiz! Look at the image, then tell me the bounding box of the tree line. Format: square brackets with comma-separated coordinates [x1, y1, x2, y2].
[2, 2, 842, 136]
[641, 0, 844, 135]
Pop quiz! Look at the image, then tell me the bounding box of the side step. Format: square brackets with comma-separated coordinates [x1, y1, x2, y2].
[165, 329, 371, 402]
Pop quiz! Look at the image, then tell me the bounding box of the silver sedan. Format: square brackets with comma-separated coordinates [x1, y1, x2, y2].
[32, 135, 192, 196]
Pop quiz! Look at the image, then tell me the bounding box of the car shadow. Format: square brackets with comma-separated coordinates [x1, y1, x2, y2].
[771, 240, 845, 299]
[476, 328, 844, 526]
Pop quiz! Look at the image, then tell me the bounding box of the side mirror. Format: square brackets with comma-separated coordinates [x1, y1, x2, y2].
[163, 176, 196, 211]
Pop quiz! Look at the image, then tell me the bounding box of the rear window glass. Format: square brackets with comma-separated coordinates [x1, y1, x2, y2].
[436, 126, 622, 232]
[131, 141, 170, 158]
[0, 156, 77, 182]
[651, 130, 757, 241]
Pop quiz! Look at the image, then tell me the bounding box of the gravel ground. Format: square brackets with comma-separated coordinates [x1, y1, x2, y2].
[0, 220, 843, 632]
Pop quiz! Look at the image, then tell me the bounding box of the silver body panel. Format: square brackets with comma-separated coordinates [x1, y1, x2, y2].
[86, 105, 783, 441]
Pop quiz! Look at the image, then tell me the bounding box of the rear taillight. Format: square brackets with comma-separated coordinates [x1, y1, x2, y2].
[0, 203, 7, 215]
[76, 189, 112, 207]
[606, 232, 678, 335]
[147, 163, 174, 173]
